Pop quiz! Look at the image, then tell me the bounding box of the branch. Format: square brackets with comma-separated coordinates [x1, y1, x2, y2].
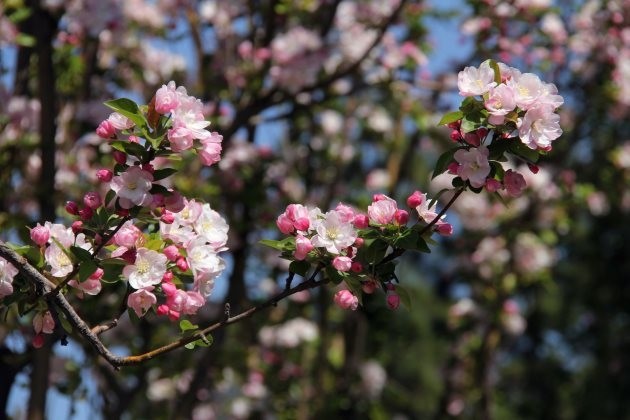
[0, 240, 327, 369]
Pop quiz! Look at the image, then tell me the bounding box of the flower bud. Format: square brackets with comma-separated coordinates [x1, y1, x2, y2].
[161, 282, 177, 297]
[83, 192, 102, 209]
[447, 162, 460, 175]
[485, 178, 502, 193]
[354, 237, 364, 247]
[353, 214, 369, 229]
[333, 256, 352, 272]
[176, 257, 189, 272]
[96, 120, 116, 139]
[163, 245, 180, 261]
[113, 151, 127, 164]
[436, 222, 453, 236]
[162, 271, 174, 283]
[32, 333, 45, 349]
[78, 206, 93, 221]
[71, 220, 83, 234]
[449, 130, 461, 142]
[89, 268, 104, 280]
[362, 279, 378, 294]
[30, 223, 50, 246]
[351, 261, 363, 273]
[161, 211, 175, 224]
[372, 193, 388, 202]
[406, 190, 424, 208]
[65, 201, 79, 215]
[96, 169, 113, 182]
[157, 304, 170, 316]
[394, 209, 409, 225]
[333, 290, 359, 311]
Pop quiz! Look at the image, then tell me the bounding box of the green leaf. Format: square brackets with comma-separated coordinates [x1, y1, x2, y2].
[78, 260, 98, 282]
[489, 161, 505, 180]
[259, 237, 295, 251]
[15, 33, 36, 47]
[392, 229, 419, 250]
[395, 284, 413, 309]
[104, 98, 147, 128]
[289, 260, 311, 277]
[70, 246, 93, 262]
[508, 140, 540, 163]
[438, 110, 463, 126]
[110, 140, 147, 160]
[415, 236, 431, 253]
[179, 319, 198, 333]
[432, 148, 459, 179]
[325, 265, 345, 285]
[152, 168, 177, 181]
[363, 239, 389, 264]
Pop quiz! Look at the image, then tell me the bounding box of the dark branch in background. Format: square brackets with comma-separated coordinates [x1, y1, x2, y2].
[0, 241, 327, 369]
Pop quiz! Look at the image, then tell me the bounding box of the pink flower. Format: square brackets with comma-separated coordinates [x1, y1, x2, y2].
[127, 288, 157, 317]
[504, 169, 527, 197]
[334, 203, 356, 223]
[114, 221, 142, 248]
[508, 72, 545, 110]
[65, 201, 79, 215]
[83, 191, 101, 209]
[0, 257, 18, 299]
[394, 209, 409, 225]
[485, 178, 503, 193]
[107, 112, 135, 130]
[110, 166, 154, 209]
[484, 84, 516, 125]
[96, 169, 113, 182]
[386, 292, 401, 310]
[333, 256, 352, 272]
[182, 291, 205, 315]
[334, 290, 359, 311]
[154, 81, 181, 114]
[454, 146, 491, 188]
[30, 223, 50, 246]
[198, 132, 223, 166]
[406, 190, 424, 208]
[518, 105, 562, 150]
[457, 62, 497, 96]
[167, 126, 195, 152]
[353, 214, 369, 229]
[96, 119, 116, 139]
[277, 204, 310, 234]
[163, 245, 180, 262]
[33, 311, 55, 334]
[367, 195, 397, 225]
[294, 234, 314, 260]
[435, 221, 453, 236]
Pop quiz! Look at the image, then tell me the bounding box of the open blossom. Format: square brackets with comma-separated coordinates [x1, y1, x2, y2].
[111, 166, 154, 209]
[114, 221, 143, 248]
[484, 84, 516, 125]
[454, 145, 491, 188]
[186, 237, 226, 295]
[154, 81, 183, 114]
[127, 288, 157, 317]
[167, 126, 194, 152]
[518, 105, 562, 150]
[170, 93, 211, 140]
[508, 72, 545, 110]
[457, 61, 497, 96]
[311, 211, 357, 254]
[193, 204, 229, 250]
[123, 248, 167, 289]
[45, 242, 75, 277]
[367, 195, 397, 225]
[0, 256, 18, 299]
[198, 132, 223, 166]
[277, 204, 311, 234]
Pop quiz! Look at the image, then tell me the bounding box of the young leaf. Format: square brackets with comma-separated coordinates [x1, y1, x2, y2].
[392, 229, 420, 250]
[152, 168, 177, 181]
[432, 148, 458, 179]
[179, 319, 198, 333]
[78, 260, 98, 282]
[289, 260, 310, 277]
[104, 98, 147, 128]
[70, 246, 93, 262]
[438, 110, 463, 126]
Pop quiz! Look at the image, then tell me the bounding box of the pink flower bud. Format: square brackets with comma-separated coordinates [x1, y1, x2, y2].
[353, 214, 369, 229]
[161, 211, 175, 224]
[436, 222, 453, 236]
[450, 130, 461, 142]
[351, 261, 363, 273]
[30, 223, 50, 246]
[96, 169, 113, 182]
[463, 132, 481, 147]
[294, 217, 310, 232]
[83, 191, 102, 209]
[78, 206, 93, 221]
[32, 333, 45, 349]
[65, 201, 79, 215]
[354, 237, 364, 247]
[406, 190, 424, 208]
[333, 256, 352, 272]
[163, 245, 180, 261]
[113, 151, 127, 164]
[333, 290, 359, 311]
[168, 309, 180, 321]
[394, 209, 409, 225]
[71, 220, 83, 234]
[372, 193, 388, 202]
[157, 304, 170, 316]
[277, 214, 294, 234]
[447, 162, 460, 175]
[176, 257, 189, 272]
[485, 178, 502, 193]
[164, 191, 185, 213]
[161, 282, 177, 297]
[89, 268, 104, 280]
[362, 279, 378, 294]
[162, 271, 174, 283]
[142, 163, 154, 173]
[386, 292, 400, 310]
[96, 120, 116, 139]
[527, 163, 539, 174]
[294, 234, 314, 260]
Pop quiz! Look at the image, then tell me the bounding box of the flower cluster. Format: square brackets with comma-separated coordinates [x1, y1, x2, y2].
[268, 191, 453, 312]
[439, 60, 564, 197]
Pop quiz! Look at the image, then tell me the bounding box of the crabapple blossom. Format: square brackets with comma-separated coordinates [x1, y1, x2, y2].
[198, 132, 223, 166]
[367, 195, 398, 225]
[518, 105, 563, 150]
[114, 221, 143, 248]
[334, 203, 356, 223]
[394, 209, 409, 225]
[107, 112, 135, 130]
[110, 166, 154, 209]
[353, 214, 369, 229]
[83, 191, 102, 209]
[167, 126, 194, 152]
[454, 146, 491, 188]
[30, 223, 50, 246]
[311, 211, 358, 254]
[406, 190, 424, 208]
[0, 256, 17, 299]
[96, 119, 116, 139]
[484, 83, 516, 125]
[123, 247, 167, 289]
[457, 61, 497, 96]
[45, 243, 75, 277]
[294, 234, 314, 260]
[508, 72, 545, 110]
[163, 245, 180, 261]
[68, 275, 102, 296]
[96, 169, 113, 182]
[277, 204, 311, 234]
[127, 288, 157, 317]
[33, 311, 55, 334]
[504, 169, 527, 197]
[333, 256, 353, 272]
[334, 289, 359, 311]
[154, 81, 182, 114]
[193, 204, 229, 250]
[186, 237, 226, 295]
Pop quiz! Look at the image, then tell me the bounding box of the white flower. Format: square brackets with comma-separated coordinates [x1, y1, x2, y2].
[110, 166, 154, 209]
[123, 248, 167, 289]
[508, 72, 545, 110]
[457, 61, 497, 96]
[45, 242, 74, 277]
[186, 237, 225, 296]
[311, 210, 357, 254]
[518, 105, 562, 149]
[127, 288, 157, 317]
[0, 257, 18, 299]
[193, 204, 229, 251]
[454, 146, 491, 188]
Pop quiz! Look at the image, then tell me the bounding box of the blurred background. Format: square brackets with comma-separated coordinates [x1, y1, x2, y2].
[0, 0, 629, 418]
